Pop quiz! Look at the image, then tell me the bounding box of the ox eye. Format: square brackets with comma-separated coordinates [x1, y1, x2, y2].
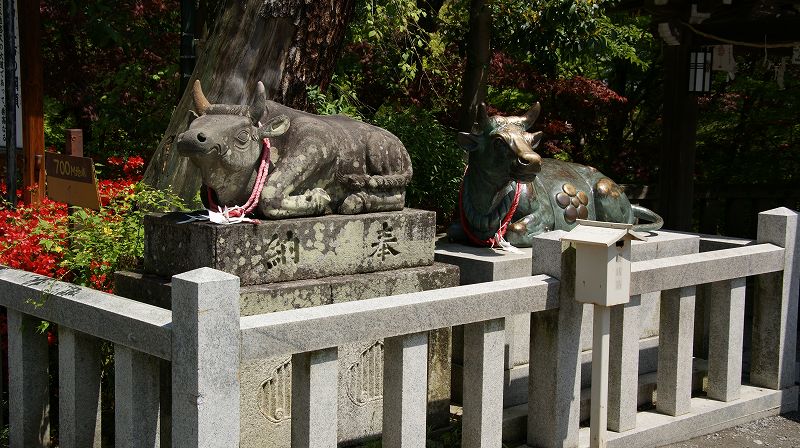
[235, 130, 250, 144]
[493, 138, 507, 150]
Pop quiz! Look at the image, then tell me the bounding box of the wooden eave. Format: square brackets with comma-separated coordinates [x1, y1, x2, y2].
[612, 0, 799, 52]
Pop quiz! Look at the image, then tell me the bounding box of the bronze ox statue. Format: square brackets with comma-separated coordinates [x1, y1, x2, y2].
[448, 103, 662, 248]
[177, 81, 412, 219]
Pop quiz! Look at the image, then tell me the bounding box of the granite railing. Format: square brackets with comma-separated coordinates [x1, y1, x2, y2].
[236, 208, 797, 448]
[580, 207, 798, 447]
[0, 267, 241, 448]
[239, 274, 560, 447]
[0, 208, 796, 448]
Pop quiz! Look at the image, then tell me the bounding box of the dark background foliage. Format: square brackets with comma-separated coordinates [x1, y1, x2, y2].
[41, 0, 179, 158]
[37, 0, 800, 228]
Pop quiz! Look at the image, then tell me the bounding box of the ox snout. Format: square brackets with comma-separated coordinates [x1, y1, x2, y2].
[177, 129, 220, 156]
[500, 134, 542, 180]
[517, 151, 542, 170]
[511, 150, 542, 181]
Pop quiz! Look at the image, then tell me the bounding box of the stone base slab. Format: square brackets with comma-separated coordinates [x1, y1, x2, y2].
[580, 385, 798, 448]
[501, 369, 795, 447]
[115, 262, 458, 315]
[115, 263, 458, 447]
[144, 209, 435, 286]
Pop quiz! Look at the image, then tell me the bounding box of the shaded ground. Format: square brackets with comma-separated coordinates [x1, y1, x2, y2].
[661, 411, 800, 448]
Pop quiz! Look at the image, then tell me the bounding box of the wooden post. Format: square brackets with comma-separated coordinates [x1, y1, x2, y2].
[64, 129, 83, 233]
[458, 0, 490, 132]
[3, 0, 18, 207]
[19, 0, 45, 205]
[65, 129, 83, 157]
[658, 31, 698, 231]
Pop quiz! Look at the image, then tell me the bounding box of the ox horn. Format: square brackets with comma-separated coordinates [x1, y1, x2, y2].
[192, 80, 211, 115]
[520, 102, 541, 130]
[251, 81, 267, 124]
[473, 102, 489, 133]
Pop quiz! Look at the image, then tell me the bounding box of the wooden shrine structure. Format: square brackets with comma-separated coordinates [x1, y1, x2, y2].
[616, 0, 799, 230]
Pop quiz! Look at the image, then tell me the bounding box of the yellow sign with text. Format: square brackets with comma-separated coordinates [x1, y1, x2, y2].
[45, 153, 101, 210]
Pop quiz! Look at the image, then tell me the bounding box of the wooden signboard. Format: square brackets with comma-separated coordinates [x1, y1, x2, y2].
[45, 153, 101, 210]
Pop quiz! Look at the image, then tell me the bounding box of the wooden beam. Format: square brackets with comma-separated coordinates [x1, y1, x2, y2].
[19, 0, 45, 205]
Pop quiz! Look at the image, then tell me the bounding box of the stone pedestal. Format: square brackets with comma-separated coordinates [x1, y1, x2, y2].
[144, 210, 435, 286]
[116, 209, 458, 447]
[437, 230, 700, 408]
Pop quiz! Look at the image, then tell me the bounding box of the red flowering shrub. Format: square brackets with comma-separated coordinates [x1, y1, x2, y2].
[122, 156, 145, 179]
[0, 178, 182, 292]
[104, 155, 145, 183]
[0, 187, 69, 277]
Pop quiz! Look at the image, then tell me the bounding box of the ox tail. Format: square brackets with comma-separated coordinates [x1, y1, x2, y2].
[632, 205, 664, 232]
[338, 173, 412, 190]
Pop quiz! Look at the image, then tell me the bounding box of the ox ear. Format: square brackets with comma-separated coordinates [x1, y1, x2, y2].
[456, 132, 481, 152]
[525, 131, 543, 148]
[259, 114, 290, 138]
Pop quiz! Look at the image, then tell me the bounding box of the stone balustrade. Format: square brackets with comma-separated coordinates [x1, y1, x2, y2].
[0, 207, 796, 448]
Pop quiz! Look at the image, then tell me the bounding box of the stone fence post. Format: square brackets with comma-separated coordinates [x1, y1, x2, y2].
[752, 207, 799, 390]
[171, 267, 242, 447]
[528, 237, 583, 447]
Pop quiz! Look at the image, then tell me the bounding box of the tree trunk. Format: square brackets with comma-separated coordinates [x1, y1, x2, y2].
[144, 0, 355, 204]
[457, 0, 490, 133]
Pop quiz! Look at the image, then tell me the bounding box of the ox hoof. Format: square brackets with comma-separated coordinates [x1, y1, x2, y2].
[509, 221, 527, 233]
[304, 188, 331, 212]
[340, 193, 368, 214]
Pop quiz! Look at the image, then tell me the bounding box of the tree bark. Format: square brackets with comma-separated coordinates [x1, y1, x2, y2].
[457, 0, 490, 133]
[144, 0, 356, 204]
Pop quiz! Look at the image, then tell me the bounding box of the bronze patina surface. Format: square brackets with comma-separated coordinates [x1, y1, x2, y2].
[449, 103, 663, 247]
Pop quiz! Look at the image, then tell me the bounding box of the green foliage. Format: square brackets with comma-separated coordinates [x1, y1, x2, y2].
[65, 184, 183, 287]
[307, 75, 365, 119]
[349, 0, 431, 87]
[492, 0, 652, 77]
[485, 87, 537, 116]
[0, 420, 6, 446]
[372, 105, 465, 225]
[342, 0, 463, 115]
[41, 0, 179, 160]
[695, 59, 800, 184]
[34, 183, 184, 290]
[43, 97, 77, 150]
[331, 0, 666, 221]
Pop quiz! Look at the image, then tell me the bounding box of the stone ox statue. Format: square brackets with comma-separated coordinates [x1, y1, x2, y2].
[177, 81, 412, 219]
[448, 103, 663, 248]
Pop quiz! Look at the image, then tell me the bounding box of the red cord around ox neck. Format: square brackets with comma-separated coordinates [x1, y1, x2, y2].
[205, 137, 271, 219]
[458, 171, 522, 248]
